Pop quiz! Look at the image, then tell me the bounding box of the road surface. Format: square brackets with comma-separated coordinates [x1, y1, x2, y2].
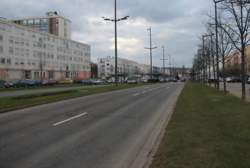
[0, 83, 183, 168]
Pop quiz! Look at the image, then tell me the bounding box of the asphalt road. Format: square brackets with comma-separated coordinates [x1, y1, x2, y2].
[0, 83, 183, 168]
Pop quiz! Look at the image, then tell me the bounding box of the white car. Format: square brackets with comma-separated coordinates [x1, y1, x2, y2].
[127, 79, 137, 84]
[247, 77, 250, 84]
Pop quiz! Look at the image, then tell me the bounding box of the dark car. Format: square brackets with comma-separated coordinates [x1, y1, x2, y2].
[76, 79, 95, 85]
[42, 79, 57, 86]
[0, 80, 6, 88]
[19, 79, 42, 87]
[208, 78, 219, 83]
[7, 80, 22, 88]
[230, 77, 241, 83]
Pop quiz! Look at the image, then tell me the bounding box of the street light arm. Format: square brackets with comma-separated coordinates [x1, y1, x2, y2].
[102, 17, 115, 22]
[117, 16, 129, 22]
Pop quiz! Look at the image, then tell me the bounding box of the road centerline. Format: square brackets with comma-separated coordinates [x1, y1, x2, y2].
[53, 112, 88, 126]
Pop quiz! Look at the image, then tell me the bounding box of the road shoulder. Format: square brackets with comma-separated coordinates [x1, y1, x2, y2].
[129, 83, 185, 168]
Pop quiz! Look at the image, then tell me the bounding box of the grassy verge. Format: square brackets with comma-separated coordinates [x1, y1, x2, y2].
[0, 84, 89, 92]
[150, 82, 250, 168]
[0, 84, 144, 113]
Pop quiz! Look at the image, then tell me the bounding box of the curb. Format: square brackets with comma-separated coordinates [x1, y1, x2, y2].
[129, 83, 185, 168]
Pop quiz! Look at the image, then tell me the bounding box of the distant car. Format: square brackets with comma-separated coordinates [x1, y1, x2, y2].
[0, 80, 6, 88]
[247, 77, 250, 84]
[42, 79, 57, 86]
[92, 79, 105, 85]
[227, 76, 241, 83]
[169, 77, 177, 82]
[3, 81, 14, 88]
[58, 79, 73, 84]
[20, 79, 41, 87]
[226, 77, 233, 83]
[5, 80, 21, 88]
[180, 78, 187, 82]
[160, 78, 166, 83]
[76, 79, 94, 85]
[127, 79, 137, 84]
[208, 78, 218, 83]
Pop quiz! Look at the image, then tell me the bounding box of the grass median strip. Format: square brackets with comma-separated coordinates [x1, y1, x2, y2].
[150, 82, 250, 168]
[0, 84, 144, 113]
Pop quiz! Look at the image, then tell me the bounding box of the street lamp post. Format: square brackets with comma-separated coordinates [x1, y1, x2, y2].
[168, 54, 172, 78]
[213, 0, 224, 89]
[103, 0, 129, 86]
[202, 34, 214, 84]
[161, 46, 168, 81]
[145, 27, 157, 80]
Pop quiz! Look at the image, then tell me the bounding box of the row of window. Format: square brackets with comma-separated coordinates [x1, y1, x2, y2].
[0, 57, 90, 71]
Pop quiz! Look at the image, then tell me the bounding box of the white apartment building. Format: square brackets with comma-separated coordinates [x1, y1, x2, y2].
[11, 11, 71, 40]
[0, 19, 91, 81]
[98, 56, 142, 79]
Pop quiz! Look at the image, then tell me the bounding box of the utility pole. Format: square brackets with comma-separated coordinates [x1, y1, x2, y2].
[102, 0, 129, 86]
[168, 54, 172, 78]
[145, 27, 157, 80]
[161, 46, 168, 81]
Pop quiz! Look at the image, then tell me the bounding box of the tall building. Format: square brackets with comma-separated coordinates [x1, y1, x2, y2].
[11, 12, 71, 39]
[0, 19, 91, 81]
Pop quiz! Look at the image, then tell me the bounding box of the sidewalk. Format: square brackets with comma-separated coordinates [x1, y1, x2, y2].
[219, 83, 250, 101]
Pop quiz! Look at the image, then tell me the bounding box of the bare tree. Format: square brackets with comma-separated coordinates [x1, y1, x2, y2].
[218, 20, 234, 93]
[220, 0, 250, 100]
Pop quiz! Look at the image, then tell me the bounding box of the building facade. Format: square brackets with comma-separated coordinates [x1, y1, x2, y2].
[225, 46, 250, 75]
[98, 56, 143, 80]
[0, 19, 91, 81]
[91, 62, 98, 79]
[11, 12, 71, 40]
[97, 56, 170, 80]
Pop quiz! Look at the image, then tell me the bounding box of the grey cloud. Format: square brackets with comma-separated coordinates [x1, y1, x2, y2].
[0, 0, 212, 67]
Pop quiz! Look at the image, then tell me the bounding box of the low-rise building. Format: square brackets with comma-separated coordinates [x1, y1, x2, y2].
[0, 19, 91, 81]
[97, 56, 169, 80]
[97, 56, 141, 80]
[225, 46, 250, 75]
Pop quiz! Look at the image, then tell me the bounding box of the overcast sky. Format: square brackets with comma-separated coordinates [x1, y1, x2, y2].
[0, 0, 213, 67]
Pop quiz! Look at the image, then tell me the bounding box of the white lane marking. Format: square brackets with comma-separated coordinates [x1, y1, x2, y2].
[53, 112, 88, 126]
[132, 85, 167, 97]
[133, 93, 141, 97]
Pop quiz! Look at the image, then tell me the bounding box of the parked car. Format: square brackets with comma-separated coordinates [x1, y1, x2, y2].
[42, 79, 57, 86]
[127, 79, 137, 84]
[227, 76, 241, 83]
[4, 81, 13, 88]
[208, 78, 219, 83]
[247, 77, 250, 84]
[6, 80, 21, 88]
[92, 79, 105, 85]
[169, 77, 177, 82]
[19, 79, 41, 87]
[58, 79, 73, 84]
[226, 77, 233, 83]
[0, 80, 6, 88]
[76, 79, 95, 85]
